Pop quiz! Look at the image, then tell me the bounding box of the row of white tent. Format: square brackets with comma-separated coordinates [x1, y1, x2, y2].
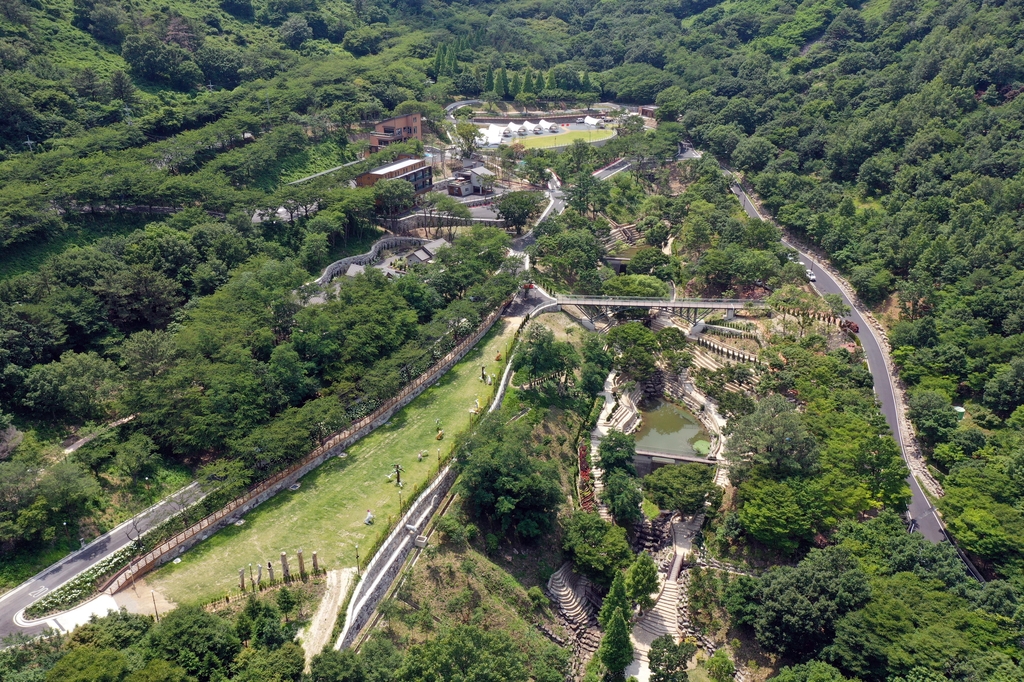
[503, 120, 560, 135]
[477, 120, 563, 145]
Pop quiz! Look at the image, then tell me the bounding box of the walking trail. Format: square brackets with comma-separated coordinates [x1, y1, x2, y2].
[624, 515, 704, 682]
[299, 568, 355, 668]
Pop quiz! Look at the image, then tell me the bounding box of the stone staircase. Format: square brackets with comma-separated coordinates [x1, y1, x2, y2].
[616, 225, 641, 245]
[714, 462, 732, 488]
[547, 563, 603, 678]
[632, 578, 683, 664]
[602, 385, 642, 434]
[588, 440, 614, 522]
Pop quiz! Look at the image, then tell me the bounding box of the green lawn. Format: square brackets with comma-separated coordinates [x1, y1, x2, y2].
[520, 128, 616, 149]
[148, 319, 518, 604]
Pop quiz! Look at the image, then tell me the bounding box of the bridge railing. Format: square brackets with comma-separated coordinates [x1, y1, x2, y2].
[555, 295, 765, 307]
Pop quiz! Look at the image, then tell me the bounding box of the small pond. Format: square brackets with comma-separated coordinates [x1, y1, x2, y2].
[634, 399, 711, 458]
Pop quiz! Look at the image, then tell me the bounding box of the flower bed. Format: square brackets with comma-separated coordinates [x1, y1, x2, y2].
[24, 542, 139, 619]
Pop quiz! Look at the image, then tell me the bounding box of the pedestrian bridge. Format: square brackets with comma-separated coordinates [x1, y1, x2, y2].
[634, 448, 717, 476]
[553, 295, 767, 321]
[635, 448, 717, 465]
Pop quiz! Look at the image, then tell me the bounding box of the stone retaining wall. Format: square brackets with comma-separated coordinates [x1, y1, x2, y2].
[335, 465, 458, 650]
[316, 236, 429, 285]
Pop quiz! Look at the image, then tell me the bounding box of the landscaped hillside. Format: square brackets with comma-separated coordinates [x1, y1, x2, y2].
[4, 0, 1024, 676]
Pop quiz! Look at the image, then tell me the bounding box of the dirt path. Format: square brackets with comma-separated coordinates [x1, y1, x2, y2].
[112, 577, 176, 620]
[301, 568, 355, 669]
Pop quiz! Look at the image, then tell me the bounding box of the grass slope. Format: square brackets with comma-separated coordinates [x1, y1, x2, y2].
[148, 319, 517, 604]
[0, 213, 164, 281]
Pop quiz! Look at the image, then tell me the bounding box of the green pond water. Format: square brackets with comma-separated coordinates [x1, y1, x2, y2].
[634, 399, 711, 457]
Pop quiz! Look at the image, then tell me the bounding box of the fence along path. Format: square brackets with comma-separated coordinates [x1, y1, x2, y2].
[101, 299, 512, 595]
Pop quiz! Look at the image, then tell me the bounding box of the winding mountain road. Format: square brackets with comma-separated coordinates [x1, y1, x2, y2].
[0, 483, 203, 639]
[725, 178, 953, 545]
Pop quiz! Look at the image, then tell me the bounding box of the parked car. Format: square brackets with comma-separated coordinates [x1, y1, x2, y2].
[806, 269, 816, 281]
[575, 117, 585, 123]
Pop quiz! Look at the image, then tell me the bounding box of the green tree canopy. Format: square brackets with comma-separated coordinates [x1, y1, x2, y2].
[725, 395, 819, 482]
[562, 510, 632, 585]
[643, 463, 719, 515]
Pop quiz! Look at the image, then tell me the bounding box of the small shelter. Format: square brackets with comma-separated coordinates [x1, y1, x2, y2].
[538, 119, 558, 132]
[479, 124, 505, 146]
[583, 116, 604, 128]
[468, 167, 496, 193]
[522, 121, 539, 134]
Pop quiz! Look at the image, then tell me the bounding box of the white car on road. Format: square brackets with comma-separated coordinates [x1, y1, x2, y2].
[806, 268, 816, 282]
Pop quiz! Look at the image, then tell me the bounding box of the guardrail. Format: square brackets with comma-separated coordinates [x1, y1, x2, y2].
[100, 298, 513, 595]
[555, 295, 767, 309]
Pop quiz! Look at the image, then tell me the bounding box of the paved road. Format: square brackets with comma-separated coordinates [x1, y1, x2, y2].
[0, 483, 203, 639]
[444, 100, 482, 118]
[594, 159, 631, 181]
[726, 181, 946, 544]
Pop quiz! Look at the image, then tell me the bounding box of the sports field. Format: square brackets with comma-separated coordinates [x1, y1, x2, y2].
[520, 128, 615, 148]
[148, 320, 517, 604]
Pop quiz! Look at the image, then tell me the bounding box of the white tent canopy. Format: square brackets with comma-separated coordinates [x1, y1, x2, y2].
[583, 116, 601, 126]
[505, 122, 523, 133]
[522, 121, 538, 131]
[478, 123, 505, 146]
[538, 119, 557, 131]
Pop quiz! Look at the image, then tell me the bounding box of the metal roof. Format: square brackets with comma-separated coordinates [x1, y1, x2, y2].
[371, 157, 424, 175]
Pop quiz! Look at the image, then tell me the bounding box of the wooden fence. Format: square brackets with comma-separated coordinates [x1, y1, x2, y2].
[100, 298, 513, 595]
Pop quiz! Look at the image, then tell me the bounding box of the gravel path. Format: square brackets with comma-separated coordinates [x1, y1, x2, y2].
[301, 568, 355, 669]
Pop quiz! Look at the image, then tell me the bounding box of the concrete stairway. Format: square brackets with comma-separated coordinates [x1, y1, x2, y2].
[547, 563, 602, 674]
[588, 441, 614, 523]
[625, 573, 684, 681]
[617, 225, 641, 244]
[632, 579, 682, 664]
[714, 462, 732, 488]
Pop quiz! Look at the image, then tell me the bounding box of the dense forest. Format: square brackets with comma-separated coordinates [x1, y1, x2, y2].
[3, 0, 1024, 677]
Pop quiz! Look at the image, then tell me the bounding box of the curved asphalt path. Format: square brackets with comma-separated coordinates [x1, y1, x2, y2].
[725, 179, 949, 544]
[0, 483, 202, 639]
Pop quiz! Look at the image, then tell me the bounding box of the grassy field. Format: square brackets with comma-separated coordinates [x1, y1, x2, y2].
[520, 128, 616, 149]
[148, 319, 519, 604]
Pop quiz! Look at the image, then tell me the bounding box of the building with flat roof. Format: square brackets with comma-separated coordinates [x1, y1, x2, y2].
[355, 156, 433, 193]
[447, 166, 495, 195]
[369, 113, 422, 154]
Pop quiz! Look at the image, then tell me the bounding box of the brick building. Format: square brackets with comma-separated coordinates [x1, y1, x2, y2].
[355, 157, 433, 193]
[368, 113, 423, 154]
